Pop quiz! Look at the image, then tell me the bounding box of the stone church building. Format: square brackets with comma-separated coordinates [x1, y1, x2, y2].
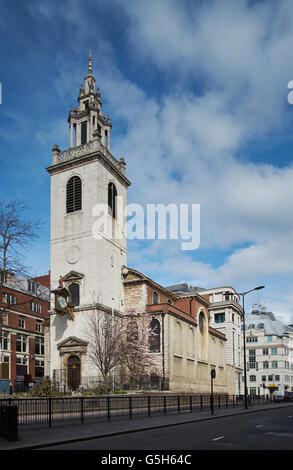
[44, 52, 239, 394]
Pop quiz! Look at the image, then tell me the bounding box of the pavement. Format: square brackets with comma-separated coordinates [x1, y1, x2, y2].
[1, 401, 292, 450]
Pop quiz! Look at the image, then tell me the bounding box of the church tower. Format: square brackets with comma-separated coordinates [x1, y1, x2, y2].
[46, 52, 131, 386]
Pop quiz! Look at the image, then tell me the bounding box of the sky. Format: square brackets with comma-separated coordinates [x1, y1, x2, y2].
[1, 0, 293, 322]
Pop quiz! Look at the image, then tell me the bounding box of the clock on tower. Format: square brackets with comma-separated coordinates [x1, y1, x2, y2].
[52, 285, 74, 320]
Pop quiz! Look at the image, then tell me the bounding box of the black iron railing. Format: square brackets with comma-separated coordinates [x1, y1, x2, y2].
[0, 393, 279, 427]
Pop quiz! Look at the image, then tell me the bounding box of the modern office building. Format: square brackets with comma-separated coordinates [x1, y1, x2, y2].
[241, 306, 293, 395]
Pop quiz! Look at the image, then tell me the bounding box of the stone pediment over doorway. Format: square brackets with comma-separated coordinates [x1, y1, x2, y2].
[62, 271, 84, 282]
[57, 336, 88, 355]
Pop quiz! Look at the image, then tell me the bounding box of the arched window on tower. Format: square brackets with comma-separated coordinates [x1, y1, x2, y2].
[66, 176, 82, 213]
[68, 283, 80, 307]
[108, 182, 117, 219]
[149, 318, 160, 352]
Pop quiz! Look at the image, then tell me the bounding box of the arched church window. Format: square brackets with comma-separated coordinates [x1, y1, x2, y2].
[66, 176, 82, 213]
[149, 318, 160, 352]
[108, 182, 117, 219]
[199, 312, 205, 334]
[153, 292, 159, 304]
[68, 283, 80, 307]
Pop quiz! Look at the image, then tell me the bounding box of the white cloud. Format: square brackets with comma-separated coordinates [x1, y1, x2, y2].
[28, 0, 293, 321]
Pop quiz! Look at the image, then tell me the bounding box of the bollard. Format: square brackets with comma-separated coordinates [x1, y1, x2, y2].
[0, 405, 18, 441]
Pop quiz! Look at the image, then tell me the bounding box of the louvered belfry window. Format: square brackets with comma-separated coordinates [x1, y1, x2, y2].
[68, 283, 80, 306]
[108, 182, 117, 219]
[81, 121, 87, 145]
[66, 176, 82, 213]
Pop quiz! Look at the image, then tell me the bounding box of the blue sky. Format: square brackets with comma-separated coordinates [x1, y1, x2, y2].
[2, 0, 293, 321]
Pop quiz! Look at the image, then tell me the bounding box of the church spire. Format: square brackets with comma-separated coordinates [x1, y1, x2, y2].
[88, 49, 92, 75]
[67, 51, 112, 150]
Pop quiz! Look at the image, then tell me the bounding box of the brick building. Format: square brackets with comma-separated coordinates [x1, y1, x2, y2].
[123, 267, 236, 394]
[167, 283, 243, 394]
[0, 272, 50, 392]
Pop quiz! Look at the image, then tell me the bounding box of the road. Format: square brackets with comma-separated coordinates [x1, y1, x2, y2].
[39, 406, 293, 450]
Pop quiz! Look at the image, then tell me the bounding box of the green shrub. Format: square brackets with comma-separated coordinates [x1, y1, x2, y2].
[94, 384, 108, 395]
[11, 393, 25, 399]
[28, 377, 61, 397]
[81, 384, 108, 396]
[83, 390, 95, 396]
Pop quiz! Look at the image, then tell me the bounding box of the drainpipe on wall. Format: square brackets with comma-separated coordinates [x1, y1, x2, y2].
[161, 312, 165, 390]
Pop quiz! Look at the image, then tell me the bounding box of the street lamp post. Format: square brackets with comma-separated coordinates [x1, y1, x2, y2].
[237, 286, 265, 410]
[161, 312, 166, 391]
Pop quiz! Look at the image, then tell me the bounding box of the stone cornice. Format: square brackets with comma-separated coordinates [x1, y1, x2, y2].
[176, 292, 211, 308]
[48, 301, 124, 319]
[208, 300, 243, 315]
[46, 141, 131, 188]
[208, 326, 227, 341]
[147, 306, 198, 328]
[72, 302, 124, 318]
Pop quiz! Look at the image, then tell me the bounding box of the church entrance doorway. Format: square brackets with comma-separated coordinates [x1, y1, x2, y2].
[67, 355, 81, 391]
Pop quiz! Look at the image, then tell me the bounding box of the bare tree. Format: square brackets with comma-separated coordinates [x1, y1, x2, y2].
[0, 197, 42, 335]
[85, 304, 162, 392]
[119, 309, 161, 389]
[85, 310, 123, 391]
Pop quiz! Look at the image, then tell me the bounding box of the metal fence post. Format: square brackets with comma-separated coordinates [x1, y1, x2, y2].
[107, 396, 110, 421]
[129, 396, 132, 419]
[190, 395, 192, 413]
[80, 397, 84, 424]
[177, 396, 180, 414]
[164, 396, 167, 415]
[48, 397, 52, 427]
[148, 396, 151, 417]
[200, 395, 203, 411]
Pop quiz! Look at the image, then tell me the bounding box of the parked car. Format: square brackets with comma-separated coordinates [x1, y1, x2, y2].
[272, 391, 284, 401]
[272, 391, 293, 402]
